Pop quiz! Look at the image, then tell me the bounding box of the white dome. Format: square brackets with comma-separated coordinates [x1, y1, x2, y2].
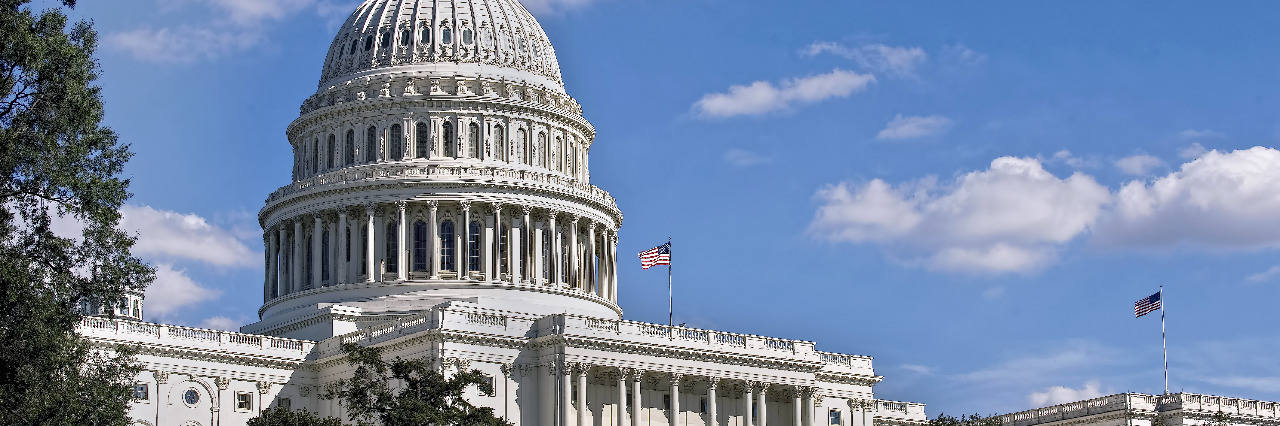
[318, 0, 564, 91]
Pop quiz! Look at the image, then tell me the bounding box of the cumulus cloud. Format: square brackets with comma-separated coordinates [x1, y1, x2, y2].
[941, 43, 987, 65]
[1114, 154, 1164, 176]
[810, 157, 1110, 274]
[106, 0, 356, 63]
[803, 42, 928, 77]
[1028, 381, 1107, 407]
[1046, 150, 1093, 169]
[694, 69, 875, 118]
[1094, 147, 1280, 250]
[1180, 142, 1209, 160]
[120, 204, 259, 268]
[876, 114, 954, 140]
[1246, 265, 1280, 282]
[145, 264, 221, 320]
[199, 316, 244, 331]
[723, 148, 772, 167]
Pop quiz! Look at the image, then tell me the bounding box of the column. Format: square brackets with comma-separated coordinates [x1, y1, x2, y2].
[268, 229, 278, 298]
[337, 210, 348, 284]
[277, 227, 288, 295]
[588, 222, 597, 295]
[429, 201, 440, 279]
[560, 362, 572, 426]
[461, 201, 472, 278]
[707, 378, 719, 426]
[292, 220, 303, 292]
[533, 220, 545, 285]
[757, 384, 768, 426]
[617, 369, 628, 426]
[548, 212, 559, 286]
[576, 364, 587, 426]
[745, 383, 754, 426]
[312, 215, 322, 289]
[397, 201, 408, 280]
[631, 372, 642, 426]
[521, 206, 532, 283]
[670, 373, 682, 426]
[364, 205, 376, 282]
[793, 388, 802, 426]
[491, 203, 502, 283]
[569, 216, 579, 290]
[610, 233, 619, 302]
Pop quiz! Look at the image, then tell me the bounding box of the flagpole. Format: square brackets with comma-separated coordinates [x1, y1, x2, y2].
[667, 237, 673, 328]
[1162, 285, 1168, 395]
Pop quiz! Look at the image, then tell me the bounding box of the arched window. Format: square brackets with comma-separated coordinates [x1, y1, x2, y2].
[364, 35, 373, 52]
[553, 136, 562, 172]
[360, 228, 367, 275]
[442, 27, 452, 45]
[415, 122, 429, 158]
[468, 221, 481, 272]
[312, 139, 320, 174]
[442, 122, 455, 158]
[541, 229, 550, 281]
[345, 227, 351, 263]
[413, 220, 428, 272]
[494, 125, 506, 162]
[440, 220, 455, 272]
[537, 132, 547, 168]
[380, 32, 391, 48]
[517, 128, 529, 165]
[560, 231, 568, 282]
[306, 235, 314, 288]
[350, 39, 359, 55]
[468, 122, 480, 159]
[365, 126, 377, 162]
[462, 28, 473, 45]
[399, 29, 410, 46]
[345, 130, 355, 165]
[519, 219, 528, 280]
[385, 222, 398, 273]
[321, 229, 330, 282]
[420, 25, 431, 44]
[389, 124, 403, 160]
[327, 134, 336, 169]
[498, 223, 508, 275]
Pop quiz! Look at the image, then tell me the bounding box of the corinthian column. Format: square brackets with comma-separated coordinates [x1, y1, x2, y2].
[547, 211, 559, 286]
[587, 221, 597, 295]
[568, 215, 579, 290]
[491, 203, 502, 283]
[461, 201, 472, 278]
[364, 204, 375, 282]
[670, 373, 683, 426]
[429, 201, 440, 280]
[397, 201, 408, 280]
[745, 383, 755, 426]
[757, 384, 768, 426]
[277, 226, 288, 295]
[337, 210, 348, 284]
[707, 378, 719, 426]
[292, 220, 303, 291]
[631, 371, 643, 426]
[521, 206, 532, 283]
[576, 364, 588, 426]
[617, 369, 628, 426]
[312, 214, 322, 289]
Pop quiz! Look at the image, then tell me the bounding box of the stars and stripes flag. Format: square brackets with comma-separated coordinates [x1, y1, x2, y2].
[638, 242, 671, 269]
[1135, 291, 1162, 318]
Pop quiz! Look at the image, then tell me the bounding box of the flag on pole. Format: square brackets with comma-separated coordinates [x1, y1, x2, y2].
[1135, 291, 1162, 318]
[638, 242, 671, 269]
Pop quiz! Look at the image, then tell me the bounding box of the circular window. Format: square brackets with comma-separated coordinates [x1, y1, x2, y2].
[183, 389, 200, 406]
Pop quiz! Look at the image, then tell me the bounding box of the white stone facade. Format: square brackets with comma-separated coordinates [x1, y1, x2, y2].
[997, 393, 1280, 426]
[78, 1, 929, 425]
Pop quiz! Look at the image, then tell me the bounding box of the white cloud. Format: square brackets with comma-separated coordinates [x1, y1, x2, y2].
[723, 148, 772, 167]
[1028, 381, 1107, 407]
[959, 341, 1118, 385]
[901, 364, 934, 374]
[1246, 265, 1280, 282]
[520, 0, 597, 15]
[1114, 154, 1164, 176]
[803, 42, 928, 77]
[1047, 150, 1091, 169]
[198, 316, 244, 331]
[1095, 147, 1280, 250]
[1179, 129, 1226, 139]
[145, 264, 221, 320]
[1201, 376, 1280, 393]
[694, 69, 875, 118]
[106, 0, 357, 63]
[120, 204, 259, 268]
[876, 114, 954, 140]
[810, 157, 1110, 274]
[942, 43, 987, 65]
[1180, 142, 1208, 160]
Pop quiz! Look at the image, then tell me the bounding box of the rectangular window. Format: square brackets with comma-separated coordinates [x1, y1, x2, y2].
[278, 397, 292, 410]
[700, 397, 707, 413]
[663, 394, 671, 410]
[236, 392, 253, 411]
[830, 408, 842, 425]
[481, 375, 495, 397]
[133, 383, 149, 400]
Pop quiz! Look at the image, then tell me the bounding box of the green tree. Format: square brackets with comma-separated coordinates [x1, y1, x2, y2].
[0, 0, 154, 424]
[325, 343, 511, 426]
[248, 407, 344, 426]
[930, 412, 1005, 426]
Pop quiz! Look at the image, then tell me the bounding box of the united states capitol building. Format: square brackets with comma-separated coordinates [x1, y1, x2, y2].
[75, 1, 1280, 426]
[76, 1, 928, 425]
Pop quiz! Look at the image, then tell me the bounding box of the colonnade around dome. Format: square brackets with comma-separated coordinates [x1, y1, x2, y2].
[262, 199, 620, 305]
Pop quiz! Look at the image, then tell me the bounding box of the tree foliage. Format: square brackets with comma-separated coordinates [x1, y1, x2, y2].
[325, 343, 511, 426]
[0, 0, 154, 424]
[930, 412, 1005, 426]
[248, 407, 345, 426]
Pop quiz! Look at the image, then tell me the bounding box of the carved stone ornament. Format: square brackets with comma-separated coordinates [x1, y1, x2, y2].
[215, 376, 230, 390]
[152, 370, 170, 384]
[257, 381, 273, 395]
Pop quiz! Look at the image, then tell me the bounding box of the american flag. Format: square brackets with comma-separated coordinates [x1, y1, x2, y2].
[638, 242, 671, 269]
[1135, 291, 1162, 318]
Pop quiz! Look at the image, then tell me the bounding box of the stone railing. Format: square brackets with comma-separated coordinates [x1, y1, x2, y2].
[329, 311, 438, 352]
[999, 393, 1157, 426]
[76, 316, 314, 359]
[874, 399, 929, 421]
[265, 163, 618, 210]
[1159, 393, 1280, 418]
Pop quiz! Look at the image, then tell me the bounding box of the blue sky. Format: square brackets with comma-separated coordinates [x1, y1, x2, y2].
[52, 0, 1280, 417]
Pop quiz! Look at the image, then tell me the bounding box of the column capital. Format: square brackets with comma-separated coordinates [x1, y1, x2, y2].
[338, 208, 349, 218]
[492, 201, 504, 213]
[256, 381, 273, 395]
[460, 200, 472, 212]
[428, 200, 440, 211]
[396, 200, 408, 211]
[749, 381, 769, 393]
[669, 372, 684, 383]
[570, 362, 589, 376]
[706, 376, 721, 389]
[626, 368, 644, 383]
[521, 205, 533, 215]
[569, 214, 580, 225]
[214, 376, 230, 390]
[364, 203, 376, 216]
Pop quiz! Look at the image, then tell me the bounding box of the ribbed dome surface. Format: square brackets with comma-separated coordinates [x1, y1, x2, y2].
[318, 0, 563, 91]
